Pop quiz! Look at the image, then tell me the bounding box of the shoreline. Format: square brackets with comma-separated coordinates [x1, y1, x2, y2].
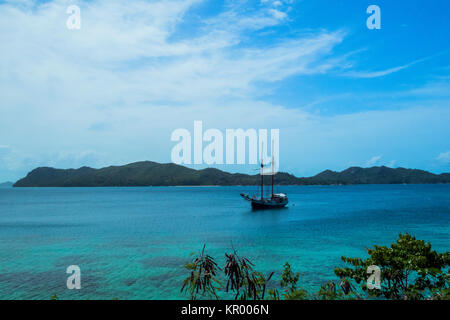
[10, 182, 450, 188]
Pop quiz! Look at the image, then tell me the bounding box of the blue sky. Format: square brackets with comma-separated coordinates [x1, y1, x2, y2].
[0, 0, 449, 181]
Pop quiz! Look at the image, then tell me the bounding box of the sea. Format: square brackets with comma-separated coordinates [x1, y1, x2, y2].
[0, 184, 449, 299]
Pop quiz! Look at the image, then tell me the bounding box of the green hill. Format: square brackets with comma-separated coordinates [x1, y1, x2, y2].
[13, 161, 450, 187]
[308, 166, 450, 185]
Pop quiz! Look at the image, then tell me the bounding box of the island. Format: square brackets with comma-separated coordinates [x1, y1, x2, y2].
[12, 161, 450, 187]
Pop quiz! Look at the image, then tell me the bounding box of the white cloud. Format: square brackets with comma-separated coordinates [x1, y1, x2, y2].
[345, 65, 411, 79]
[268, 9, 287, 20]
[0, 0, 348, 178]
[342, 54, 440, 79]
[436, 151, 450, 163]
[387, 160, 397, 168]
[0, 0, 449, 180]
[366, 155, 382, 166]
[405, 81, 450, 98]
[0, 0, 344, 107]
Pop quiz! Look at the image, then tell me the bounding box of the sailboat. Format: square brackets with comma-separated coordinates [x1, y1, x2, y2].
[240, 142, 288, 209]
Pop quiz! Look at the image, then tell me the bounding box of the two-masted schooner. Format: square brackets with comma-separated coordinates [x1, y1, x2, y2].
[240, 143, 288, 209]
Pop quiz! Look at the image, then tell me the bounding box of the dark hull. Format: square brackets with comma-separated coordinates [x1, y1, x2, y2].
[251, 201, 288, 209]
[240, 193, 288, 209]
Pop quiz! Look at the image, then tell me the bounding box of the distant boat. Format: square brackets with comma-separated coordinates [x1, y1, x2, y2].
[240, 142, 288, 209]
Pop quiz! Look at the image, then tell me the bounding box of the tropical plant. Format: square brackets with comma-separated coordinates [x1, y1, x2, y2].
[315, 279, 358, 300]
[316, 281, 343, 300]
[223, 250, 274, 300]
[50, 293, 59, 300]
[181, 244, 221, 299]
[277, 262, 308, 299]
[334, 233, 450, 300]
[181, 235, 449, 301]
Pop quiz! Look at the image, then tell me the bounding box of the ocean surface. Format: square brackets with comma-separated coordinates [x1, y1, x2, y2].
[0, 184, 449, 300]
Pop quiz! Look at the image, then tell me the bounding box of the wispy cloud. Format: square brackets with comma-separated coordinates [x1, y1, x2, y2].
[345, 64, 413, 79]
[363, 156, 397, 168]
[0, 0, 449, 180]
[0, 0, 345, 106]
[387, 160, 397, 168]
[436, 151, 450, 163]
[342, 53, 444, 79]
[0, 0, 347, 177]
[366, 155, 382, 166]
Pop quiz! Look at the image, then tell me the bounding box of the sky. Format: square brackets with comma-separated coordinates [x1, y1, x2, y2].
[0, 0, 450, 181]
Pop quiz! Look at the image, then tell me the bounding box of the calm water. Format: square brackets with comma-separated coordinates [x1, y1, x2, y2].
[0, 185, 449, 300]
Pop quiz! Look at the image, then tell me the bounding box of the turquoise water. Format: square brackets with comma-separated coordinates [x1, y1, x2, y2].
[0, 185, 449, 300]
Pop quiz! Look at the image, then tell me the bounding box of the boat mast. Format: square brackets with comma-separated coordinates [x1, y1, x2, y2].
[271, 139, 274, 198]
[261, 142, 264, 200]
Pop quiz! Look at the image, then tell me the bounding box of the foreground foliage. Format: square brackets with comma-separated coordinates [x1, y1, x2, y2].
[182, 234, 449, 300]
[335, 233, 450, 300]
[181, 244, 221, 299]
[224, 250, 274, 300]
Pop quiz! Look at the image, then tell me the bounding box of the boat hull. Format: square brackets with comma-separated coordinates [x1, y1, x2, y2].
[251, 200, 288, 209]
[240, 193, 288, 209]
